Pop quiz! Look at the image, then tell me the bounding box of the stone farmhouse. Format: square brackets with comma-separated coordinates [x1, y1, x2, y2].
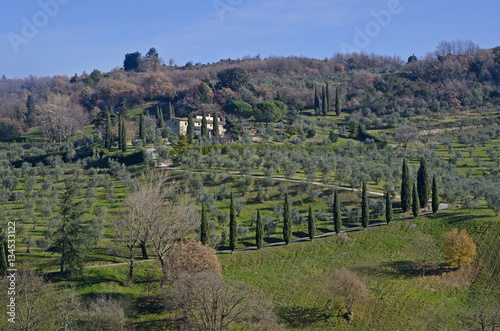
[166, 114, 225, 137]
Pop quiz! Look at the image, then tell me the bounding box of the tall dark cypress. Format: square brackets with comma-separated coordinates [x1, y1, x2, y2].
[105, 109, 112, 149]
[283, 194, 292, 244]
[200, 202, 209, 246]
[121, 118, 127, 153]
[325, 82, 330, 113]
[213, 110, 220, 137]
[187, 114, 194, 144]
[169, 102, 175, 119]
[201, 110, 208, 138]
[229, 193, 237, 251]
[322, 85, 328, 116]
[385, 191, 393, 224]
[333, 190, 342, 234]
[308, 206, 315, 240]
[417, 156, 430, 208]
[118, 116, 123, 151]
[432, 175, 439, 214]
[156, 106, 161, 127]
[401, 158, 412, 212]
[26, 94, 37, 127]
[361, 182, 369, 229]
[412, 183, 419, 218]
[314, 85, 320, 115]
[0, 231, 7, 277]
[139, 112, 146, 145]
[335, 86, 342, 116]
[256, 210, 263, 249]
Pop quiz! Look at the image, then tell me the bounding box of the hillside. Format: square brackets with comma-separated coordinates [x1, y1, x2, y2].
[0, 41, 499, 330]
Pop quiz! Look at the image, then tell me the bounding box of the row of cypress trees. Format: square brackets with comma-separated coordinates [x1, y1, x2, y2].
[199, 157, 440, 251]
[401, 157, 440, 215]
[314, 84, 342, 116]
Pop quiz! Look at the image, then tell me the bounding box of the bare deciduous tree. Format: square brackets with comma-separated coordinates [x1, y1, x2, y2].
[330, 268, 368, 321]
[461, 296, 500, 331]
[166, 272, 280, 331]
[126, 170, 199, 280]
[15, 270, 56, 330]
[394, 125, 420, 149]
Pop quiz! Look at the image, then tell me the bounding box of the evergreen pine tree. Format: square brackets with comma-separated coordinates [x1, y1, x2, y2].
[335, 86, 342, 116]
[314, 85, 320, 115]
[308, 206, 315, 240]
[256, 210, 263, 249]
[401, 158, 412, 212]
[200, 202, 209, 246]
[0, 231, 7, 277]
[283, 194, 292, 244]
[361, 182, 369, 228]
[412, 183, 419, 218]
[322, 85, 328, 116]
[48, 182, 93, 273]
[139, 112, 146, 146]
[105, 109, 113, 149]
[213, 110, 220, 137]
[201, 110, 208, 138]
[187, 114, 194, 144]
[229, 193, 237, 251]
[121, 118, 127, 153]
[26, 94, 37, 127]
[432, 175, 439, 214]
[333, 190, 342, 234]
[385, 191, 393, 224]
[417, 156, 431, 208]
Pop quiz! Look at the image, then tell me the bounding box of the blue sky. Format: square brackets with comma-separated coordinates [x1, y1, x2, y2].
[0, 0, 499, 78]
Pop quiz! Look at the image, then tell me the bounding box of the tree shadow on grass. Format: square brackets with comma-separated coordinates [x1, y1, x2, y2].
[292, 230, 309, 238]
[354, 261, 453, 279]
[264, 237, 284, 244]
[278, 306, 333, 328]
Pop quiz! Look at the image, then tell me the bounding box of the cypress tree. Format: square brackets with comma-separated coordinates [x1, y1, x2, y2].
[401, 158, 412, 212]
[121, 118, 127, 153]
[333, 190, 342, 234]
[322, 85, 328, 116]
[412, 183, 419, 218]
[118, 116, 123, 151]
[256, 210, 263, 249]
[361, 182, 369, 229]
[200, 202, 209, 246]
[156, 106, 161, 127]
[385, 191, 393, 224]
[326, 82, 330, 113]
[201, 110, 208, 138]
[0, 231, 7, 277]
[187, 114, 194, 144]
[432, 175, 439, 214]
[169, 102, 175, 119]
[417, 156, 431, 208]
[139, 112, 146, 145]
[283, 194, 292, 244]
[308, 206, 315, 240]
[314, 85, 320, 115]
[335, 86, 342, 116]
[105, 109, 113, 149]
[26, 94, 37, 127]
[213, 110, 220, 137]
[229, 193, 237, 251]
